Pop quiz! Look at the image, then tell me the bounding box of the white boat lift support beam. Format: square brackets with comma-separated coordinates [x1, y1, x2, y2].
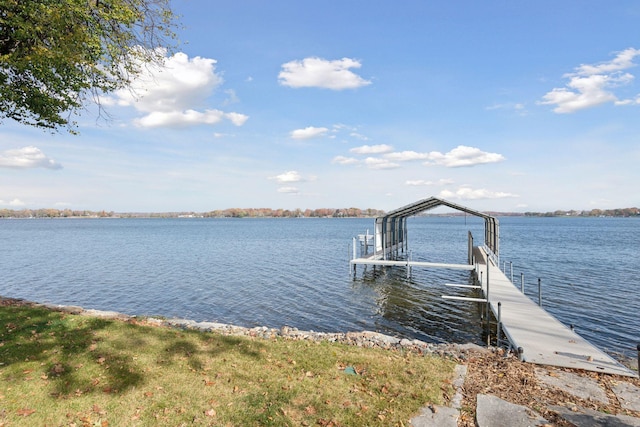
[350, 256, 475, 271]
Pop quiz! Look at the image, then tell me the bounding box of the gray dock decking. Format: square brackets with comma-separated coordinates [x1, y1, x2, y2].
[473, 247, 634, 377]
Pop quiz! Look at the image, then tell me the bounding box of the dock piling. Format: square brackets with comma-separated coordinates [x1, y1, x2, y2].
[637, 344, 640, 378]
[520, 273, 524, 293]
[538, 278, 542, 307]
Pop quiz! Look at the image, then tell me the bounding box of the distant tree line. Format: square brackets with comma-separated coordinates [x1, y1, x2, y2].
[0, 209, 115, 218]
[0, 207, 385, 219]
[2, 206, 638, 219]
[523, 208, 639, 217]
[202, 207, 385, 218]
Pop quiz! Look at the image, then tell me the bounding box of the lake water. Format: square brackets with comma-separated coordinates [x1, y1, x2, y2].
[2, 216, 638, 359]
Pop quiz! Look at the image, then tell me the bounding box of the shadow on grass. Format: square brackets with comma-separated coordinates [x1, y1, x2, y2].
[0, 303, 266, 398]
[162, 330, 265, 372]
[0, 304, 144, 396]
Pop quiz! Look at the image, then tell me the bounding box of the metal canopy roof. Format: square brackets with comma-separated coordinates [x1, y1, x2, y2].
[376, 196, 499, 256]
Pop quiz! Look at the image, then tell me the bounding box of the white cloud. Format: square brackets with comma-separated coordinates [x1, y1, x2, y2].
[278, 57, 372, 90]
[111, 49, 248, 128]
[385, 151, 431, 161]
[574, 48, 640, 75]
[0, 198, 26, 207]
[290, 126, 329, 140]
[277, 186, 299, 194]
[405, 178, 454, 186]
[335, 145, 503, 169]
[364, 157, 400, 170]
[349, 132, 370, 141]
[134, 109, 248, 128]
[222, 89, 239, 105]
[424, 145, 505, 168]
[486, 103, 527, 115]
[224, 112, 250, 126]
[438, 187, 518, 200]
[270, 171, 304, 183]
[406, 180, 434, 186]
[332, 155, 359, 165]
[350, 144, 394, 155]
[0, 146, 62, 169]
[540, 47, 640, 113]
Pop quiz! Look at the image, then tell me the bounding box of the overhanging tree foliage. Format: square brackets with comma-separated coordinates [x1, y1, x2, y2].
[0, 0, 177, 131]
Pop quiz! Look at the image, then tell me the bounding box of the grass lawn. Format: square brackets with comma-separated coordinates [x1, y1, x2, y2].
[0, 304, 455, 426]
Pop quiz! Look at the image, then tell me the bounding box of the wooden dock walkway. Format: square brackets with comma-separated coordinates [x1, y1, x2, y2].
[473, 247, 634, 377]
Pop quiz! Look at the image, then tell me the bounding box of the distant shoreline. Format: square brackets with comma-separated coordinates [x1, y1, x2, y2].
[1, 207, 638, 219]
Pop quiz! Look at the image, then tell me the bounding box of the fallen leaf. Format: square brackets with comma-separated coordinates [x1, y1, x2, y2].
[17, 408, 36, 417]
[205, 409, 216, 417]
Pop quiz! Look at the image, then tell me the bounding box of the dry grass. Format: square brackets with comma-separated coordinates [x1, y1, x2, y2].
[0, 302, 455, 426]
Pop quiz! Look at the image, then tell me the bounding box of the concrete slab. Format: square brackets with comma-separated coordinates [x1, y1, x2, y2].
[612, 381, 640, 412]
[534, 368, 609, 404]
[410, 406, 458, 427]
[476, 394, 548, 427]
[550, 405, 640, 427]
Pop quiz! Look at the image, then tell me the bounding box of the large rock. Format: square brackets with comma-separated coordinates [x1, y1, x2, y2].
[550, 405, 640, 427]
[611, 381, 640, 412]
[535, 368, 609, 404]
[476, 394, 548, 427]
[410, 405, 458, 427]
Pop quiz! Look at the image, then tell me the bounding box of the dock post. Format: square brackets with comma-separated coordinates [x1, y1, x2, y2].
[637, 344, 639, 378]
[351, 239, 357, 277]
[518, 347, 524, 362]
[510, 262, 513, 283]
[520, 273, 524, 293]
[497, 302, 502, 348]
[485, 264, 490, 346]
[538, 278, 542, 307]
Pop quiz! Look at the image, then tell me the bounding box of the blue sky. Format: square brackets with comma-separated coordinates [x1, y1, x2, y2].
[2, 0, 640, 213]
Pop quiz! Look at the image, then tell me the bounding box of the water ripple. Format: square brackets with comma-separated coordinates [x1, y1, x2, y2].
[2, 216, 638, 357]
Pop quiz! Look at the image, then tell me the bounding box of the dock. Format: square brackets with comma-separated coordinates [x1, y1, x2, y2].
[350, 197, 635, 377]
[473, 247, 634, 376]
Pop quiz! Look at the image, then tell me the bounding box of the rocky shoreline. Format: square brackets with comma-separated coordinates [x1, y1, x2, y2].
[3, 296, 484, 360]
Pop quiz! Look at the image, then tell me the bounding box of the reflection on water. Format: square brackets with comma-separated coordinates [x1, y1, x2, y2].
[356, 264, 484, 345]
